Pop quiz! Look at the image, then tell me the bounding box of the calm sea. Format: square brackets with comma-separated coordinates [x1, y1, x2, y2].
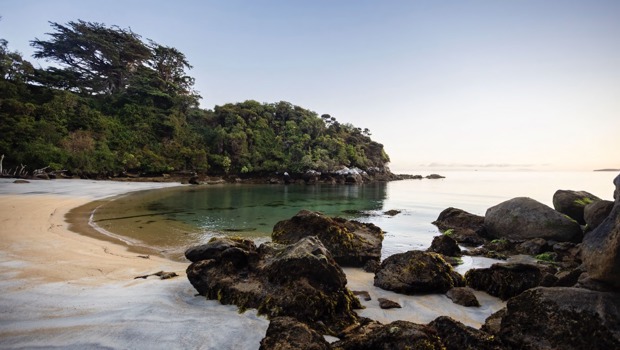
[91, 171, 617, 260]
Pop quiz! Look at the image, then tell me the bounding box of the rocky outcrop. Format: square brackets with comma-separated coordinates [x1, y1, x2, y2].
[332, 320, 444, 350]
[582, 173, 620, 289]
[484, 197, 582, 242]
[485, 287, 620, 350]
[374, 250, 465, 294]
[552, 189, 601, 225]
[186, 236, 360, 335]
[464, 262, 556, 300]
[429, 316, 505, 350]
[446, 287, 480, 307]
[259, 317, 331, 350]
[432, 207, 486, 246]
[584, 199, 614, 230]
[272, 210, 383, 267]
[427, 235, 462, 257]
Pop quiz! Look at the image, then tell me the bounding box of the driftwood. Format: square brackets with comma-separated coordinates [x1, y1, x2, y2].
[134, 271, 178, 280]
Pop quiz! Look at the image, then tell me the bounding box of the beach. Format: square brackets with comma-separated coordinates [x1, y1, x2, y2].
[0, 179, 504, 349]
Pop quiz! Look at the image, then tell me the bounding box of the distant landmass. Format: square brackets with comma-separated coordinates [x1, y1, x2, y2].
[594, 169, 620, 172]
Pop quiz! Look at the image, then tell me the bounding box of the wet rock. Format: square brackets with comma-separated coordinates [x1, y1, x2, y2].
[377, 298, 401, 309]
[487, 287, 620, 350]
[332, 320, 444, 350]
[427, 235, 462, 257]
[429, 316, 506, 350]
[184, 237, 256, 263]
[272, 210, 384, 267]
[432, 207, 486, 246]
[584, 199, 614, 231]
[186, 236, 360, 335]
[374, 250, 465, 294]
[352, 290, 371, 301]
[259, 317, 331, 350]
[553, 189, 601, 225]
[485, 197, 582, 242]
[464, 262, 554, 300]
[383, 209, 401, 216]
[582, 173, 620, 289]
[426, 174, 445, 179]
[446, 287, 480, 307]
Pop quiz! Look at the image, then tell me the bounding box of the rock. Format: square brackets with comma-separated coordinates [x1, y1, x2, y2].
[13, 179, 29, 184]
[427, 235, 462, 257]
[584, 199, 614, 231]
[352, 290, 371, 301]
[552, 189, 601, 225]
[272, 210, 384, 267]
[259, 317, 331, 350]
[487, 287, 620, 350]
[432, 207, 486, 246]
[374, 250, 465, 294]
[186, 236, 361, 335]
[426, 174, 445, 179]
[555, 266, 585, 287]
[332, 320, 444, 350]
[302, 170, 321, 184]
[464, 263, 553, 300]
[484, 197, 582, 242]
[188, 175, 200, 185]
[377, 298, 401, 309]
[516, 238, 548, 255]
[184, 237, 256, 263]
[446, 287, 480, 307]
[429, 316, 506, 350]
[383, 209, 401, 216]
[362, 259, 380, 273]
[582, 173, 620, 289]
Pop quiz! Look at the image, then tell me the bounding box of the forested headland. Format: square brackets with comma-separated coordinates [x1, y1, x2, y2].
[0, 20, 392, 180]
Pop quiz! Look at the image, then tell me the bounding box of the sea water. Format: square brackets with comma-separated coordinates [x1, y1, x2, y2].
[91, 170, 617, 260]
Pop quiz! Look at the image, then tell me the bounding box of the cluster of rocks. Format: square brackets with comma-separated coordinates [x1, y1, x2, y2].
[185, 172, 620, 349]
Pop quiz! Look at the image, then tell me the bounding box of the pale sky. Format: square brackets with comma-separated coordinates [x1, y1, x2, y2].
[1, 1, 619, 172]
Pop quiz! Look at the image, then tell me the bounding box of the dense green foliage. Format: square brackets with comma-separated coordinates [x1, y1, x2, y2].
[0, 21, 389, 177]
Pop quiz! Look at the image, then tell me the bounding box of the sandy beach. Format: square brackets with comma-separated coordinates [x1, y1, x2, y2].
[0, 179, 504, 349]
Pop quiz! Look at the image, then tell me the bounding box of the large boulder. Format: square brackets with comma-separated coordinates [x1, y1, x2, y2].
[552, 189, 601, 225]
[582, 173, 620, 289]
[464, 262, 555, 300]
[432, 207, 486, 246]
[427, 235, 462, 257]
[332, 320, 444, 350]
[584, 199, 614, 231]
[186, 236, 361, 335]
[484, 197, 582, 242]
[374, 250, 465, 294]
[429, 316, 506, 350]
[272, 210, 383, 267]
[486, 287, 620, 350]
[259, 317, 331, 350]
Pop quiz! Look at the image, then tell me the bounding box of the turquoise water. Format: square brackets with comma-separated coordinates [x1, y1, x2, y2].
[91, 171, 617, 259]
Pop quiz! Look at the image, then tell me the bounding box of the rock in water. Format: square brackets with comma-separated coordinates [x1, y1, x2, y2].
[186, 236, 360, 335]
[484, 197, 582, 242]
[427, 234, 462, 257]
[446, 287, 480, 307]
[582, 173, 620, 289]
[552, 189, 601, 225]
[377, 298, 401, 309]
[432, 207, 486, 246]
[272, 210, 383, 267]
[487, 287, 620, 350]
[465, 263, 554, 300]
[374, 250, 465, 294]
[259, 317, 331, 350]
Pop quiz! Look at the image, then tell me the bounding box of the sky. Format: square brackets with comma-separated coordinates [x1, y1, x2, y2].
[1, 0, 619, 172]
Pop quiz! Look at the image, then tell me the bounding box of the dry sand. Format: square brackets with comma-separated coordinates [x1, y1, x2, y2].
[0, 179, 504, 349]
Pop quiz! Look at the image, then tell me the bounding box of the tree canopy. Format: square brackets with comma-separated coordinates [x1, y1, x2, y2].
[0, 20, 389, 178]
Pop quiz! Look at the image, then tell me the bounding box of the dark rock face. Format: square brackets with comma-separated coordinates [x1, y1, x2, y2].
[552, 189, 601, 225]
[332, 320, 445, 350]
[484, 197, 582, 242]
[582, 173, 620, 289]
[584, 199, 614, 231]
[259, 317, 331, 350]
[446, 287, 480, 307]
[272, 210, 384, 267]
[487, 287, 620, 350]
[184, 237, 256, 263]
[432, 207, 486, 246]
[374, 250, 465, 294]
[464, 263, 553, 300]
[429, 316, 505, 350]
[427, 235, 462, 257]
[186, 236, 360, 334]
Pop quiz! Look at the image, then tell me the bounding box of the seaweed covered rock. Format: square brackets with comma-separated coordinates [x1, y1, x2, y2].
[272, 210, 383, 267]
[552, 189, 601, 225]
[332, 320, 444, 350]
[487, 287, 620, 350]
[186, 236, 361, 335]
[584, 199, 614, 231]
[464, 263, 555, 300]
[374, 250, 465, 294]
[429, 316, 506, 350]
[485, 197, 582, 242]
[259, 317, 331, 350]
[427, 235, 462, 257]
[432, 207, 486, 246]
